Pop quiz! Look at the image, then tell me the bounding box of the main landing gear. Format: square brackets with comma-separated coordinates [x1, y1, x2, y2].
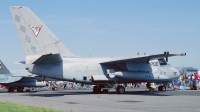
[93, 85, 125, 94]
[93, 85, 107, 93]
[146, 82, 166, 91]
[17, 87, 24, 92]
[116, 85, 125, 94]
[8, 87, 14, 92]
[7, 87, 24, 92]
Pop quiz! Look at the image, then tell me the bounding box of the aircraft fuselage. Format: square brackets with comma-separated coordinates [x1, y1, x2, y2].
[28, 57, 180, 84]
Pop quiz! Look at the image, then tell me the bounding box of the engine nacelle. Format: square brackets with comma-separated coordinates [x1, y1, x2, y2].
[91, 75, 117, 82]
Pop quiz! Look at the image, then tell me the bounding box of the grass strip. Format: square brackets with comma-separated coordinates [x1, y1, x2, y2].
[0, 101, 62, 112]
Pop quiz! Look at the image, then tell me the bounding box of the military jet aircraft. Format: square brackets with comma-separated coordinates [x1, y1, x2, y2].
[0, 60, 46, 92]
[9, 6, 186, 94]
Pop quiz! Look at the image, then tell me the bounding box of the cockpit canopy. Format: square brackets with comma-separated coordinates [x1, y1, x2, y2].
[158, 58, 168, 65]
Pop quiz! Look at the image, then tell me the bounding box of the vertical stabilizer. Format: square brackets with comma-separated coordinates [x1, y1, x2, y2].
[9, 6, 76, 60]
[0, 60, 11, 74]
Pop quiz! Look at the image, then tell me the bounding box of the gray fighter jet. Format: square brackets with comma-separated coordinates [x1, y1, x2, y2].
[0, 60, 46, 92]
[9, 6, 186, 94]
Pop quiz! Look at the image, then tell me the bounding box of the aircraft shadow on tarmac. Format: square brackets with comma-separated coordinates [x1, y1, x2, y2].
[19, 90, 171, 97]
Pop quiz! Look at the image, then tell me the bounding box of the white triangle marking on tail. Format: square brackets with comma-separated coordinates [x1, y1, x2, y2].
[29, 25, 42, 37]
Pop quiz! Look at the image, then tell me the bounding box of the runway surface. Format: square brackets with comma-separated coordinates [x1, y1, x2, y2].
[0, 88, 200, 112]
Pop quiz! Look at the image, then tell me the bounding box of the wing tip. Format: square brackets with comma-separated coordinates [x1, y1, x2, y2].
[164, 51, 186, 56]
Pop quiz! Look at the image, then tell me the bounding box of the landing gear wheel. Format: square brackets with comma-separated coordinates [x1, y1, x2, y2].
[17, 87, 24, 92]
[8, 87, 14, 92]
[92, 86, 97, 93]
[102, 89, 109, 93]
[26, 89, 31, 92]
[158, 86, 166, 91]
[158, 86, 162, 91]
[116, 86, 125, 94]
[93, 85, 103, 93]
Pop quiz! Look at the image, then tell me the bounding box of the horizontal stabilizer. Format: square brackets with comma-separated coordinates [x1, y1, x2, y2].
[32, 53, 62, 64]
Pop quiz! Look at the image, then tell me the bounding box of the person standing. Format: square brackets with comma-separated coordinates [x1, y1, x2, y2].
[194, 73, 199, 89]
[63, 81, 67, 89]
[189, 74, 193, 85]
[179, 74, 185, 86]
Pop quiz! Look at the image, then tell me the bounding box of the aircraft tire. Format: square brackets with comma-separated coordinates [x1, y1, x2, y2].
[103, 89, 109, 93]
[26, 89, 30, 92]
[93, 86, 102, 93]
[92, 86, 98, 93]
[8, 87, 14, 92]
[116, 86, 125, 94]
[158, 86, 162, 91]
[17, 87, 24, 92]
[158, 86, 166, 91]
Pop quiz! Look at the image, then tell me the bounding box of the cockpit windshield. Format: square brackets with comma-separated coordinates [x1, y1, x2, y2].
[158, 58, 167, 65]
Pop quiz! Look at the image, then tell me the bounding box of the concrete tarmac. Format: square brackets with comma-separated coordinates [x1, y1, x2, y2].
[0, 88, 200, 112]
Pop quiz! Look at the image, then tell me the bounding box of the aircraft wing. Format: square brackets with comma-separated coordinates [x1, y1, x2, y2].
[101, 52, 186, 64]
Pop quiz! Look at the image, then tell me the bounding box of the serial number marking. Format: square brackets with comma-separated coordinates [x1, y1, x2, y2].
[150, 62, 159, 66]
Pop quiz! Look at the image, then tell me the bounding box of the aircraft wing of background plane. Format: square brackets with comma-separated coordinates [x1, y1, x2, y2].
[0, 75, 22, 83]
[101, 52, 186, 64]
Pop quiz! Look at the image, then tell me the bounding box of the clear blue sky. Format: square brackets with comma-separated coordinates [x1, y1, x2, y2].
[0, 0, 200, 72]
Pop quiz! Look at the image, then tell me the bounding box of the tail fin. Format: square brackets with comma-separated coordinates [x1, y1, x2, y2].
[9, 6, 76, 60]
[0, 60, 11, 74]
